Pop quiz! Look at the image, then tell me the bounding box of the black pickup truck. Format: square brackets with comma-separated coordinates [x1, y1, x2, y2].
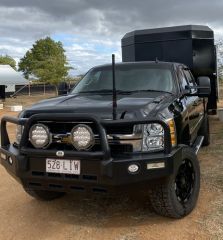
[0, 25, 217, 218]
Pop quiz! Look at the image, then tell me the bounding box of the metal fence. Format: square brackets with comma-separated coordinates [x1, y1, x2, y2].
[11, 84, 56, 97]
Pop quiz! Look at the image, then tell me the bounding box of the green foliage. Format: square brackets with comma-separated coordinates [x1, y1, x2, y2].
[216, 40, 223, 81]
[0, 55, 16, 70]
[19, 37, 71, 86]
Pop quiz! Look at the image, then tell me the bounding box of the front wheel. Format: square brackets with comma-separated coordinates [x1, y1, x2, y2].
[24, 188, 65, 201]
[148, 147, 200, 218]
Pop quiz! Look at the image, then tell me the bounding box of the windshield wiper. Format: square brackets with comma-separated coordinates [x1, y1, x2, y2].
[78, 89, 133, 95]
[127, 89, 173, 94]
[78, 89, 173, 95]
[78, 89, 112, 94]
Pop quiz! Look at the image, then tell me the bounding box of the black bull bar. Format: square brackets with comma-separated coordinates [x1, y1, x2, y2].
[1, 113, 172, 160]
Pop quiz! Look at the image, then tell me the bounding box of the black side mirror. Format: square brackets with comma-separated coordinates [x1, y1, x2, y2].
[197, 76, 211, 97]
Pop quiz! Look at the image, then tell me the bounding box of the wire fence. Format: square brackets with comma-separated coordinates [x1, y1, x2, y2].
[11, 84, 56, 97]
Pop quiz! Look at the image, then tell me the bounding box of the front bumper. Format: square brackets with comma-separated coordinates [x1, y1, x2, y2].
[0, 113, 182, 193]
[0, 144, 183, 193]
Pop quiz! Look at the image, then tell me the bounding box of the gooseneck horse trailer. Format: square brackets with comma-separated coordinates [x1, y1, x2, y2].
[121, 25, 218, 114]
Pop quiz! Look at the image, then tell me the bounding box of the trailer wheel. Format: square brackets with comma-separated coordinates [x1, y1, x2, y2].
[148, 147, 200, 218]
[199, 114, 210, 146]
[24, 188, 65, 201]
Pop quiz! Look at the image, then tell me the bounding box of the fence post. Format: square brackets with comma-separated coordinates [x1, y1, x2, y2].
[28, 81, 31, 96]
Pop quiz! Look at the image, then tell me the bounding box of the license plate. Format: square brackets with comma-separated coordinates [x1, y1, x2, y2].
[46, 159, 81, 175]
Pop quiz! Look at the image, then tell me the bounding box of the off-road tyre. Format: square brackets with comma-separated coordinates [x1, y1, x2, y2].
[24, 188, 65, 201]
[198, 114, 210, 146]
[148, 147, 200, 218]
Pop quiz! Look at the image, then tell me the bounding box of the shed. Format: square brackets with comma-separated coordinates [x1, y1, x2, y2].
[0, 65, 27, 97]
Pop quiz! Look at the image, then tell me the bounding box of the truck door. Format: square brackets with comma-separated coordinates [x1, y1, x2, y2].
[182, 68, 204, 142]
[177, 68, 194, 143]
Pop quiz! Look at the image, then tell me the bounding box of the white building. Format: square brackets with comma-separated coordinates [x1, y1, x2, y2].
[0, 65, 27, 96]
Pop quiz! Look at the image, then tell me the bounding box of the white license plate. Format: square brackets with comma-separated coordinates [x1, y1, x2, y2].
[46, 159, 81, 175]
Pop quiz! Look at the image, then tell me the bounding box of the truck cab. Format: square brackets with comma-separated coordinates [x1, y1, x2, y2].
[0, 25, 214, 219]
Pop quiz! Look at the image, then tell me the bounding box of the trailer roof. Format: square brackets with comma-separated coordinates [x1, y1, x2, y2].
[122, 25, 214, 46]
[123, 25, 213, 37]
[0, 65, 27, 85]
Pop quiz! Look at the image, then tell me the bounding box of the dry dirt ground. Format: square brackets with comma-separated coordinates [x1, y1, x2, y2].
[0, 94, 222, 240]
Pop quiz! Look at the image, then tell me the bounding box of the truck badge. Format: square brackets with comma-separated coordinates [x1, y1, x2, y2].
[56, 151, 64, 157]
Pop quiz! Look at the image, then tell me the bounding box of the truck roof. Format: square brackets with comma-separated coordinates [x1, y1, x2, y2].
[92, 61, 181, 69]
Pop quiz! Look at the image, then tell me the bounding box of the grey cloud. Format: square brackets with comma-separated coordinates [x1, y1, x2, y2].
[1, 0, 223, 35]
[0, 0, 223, 74]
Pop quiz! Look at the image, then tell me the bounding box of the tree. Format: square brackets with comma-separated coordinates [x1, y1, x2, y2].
[216, 40, 223, 81]
[19, 37, 71, 93]
[0, 55, 16, 70]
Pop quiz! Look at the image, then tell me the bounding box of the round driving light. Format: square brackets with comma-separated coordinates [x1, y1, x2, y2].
[71, 124, 95, 150]
[128, 164, 139, 174]
[29, 124, 50, 149]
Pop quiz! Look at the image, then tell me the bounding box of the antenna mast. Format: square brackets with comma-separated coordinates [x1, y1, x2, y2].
[112, 54, 117, 120]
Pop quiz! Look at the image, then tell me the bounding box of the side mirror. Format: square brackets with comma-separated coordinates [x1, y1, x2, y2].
[197, 76, 211, 97]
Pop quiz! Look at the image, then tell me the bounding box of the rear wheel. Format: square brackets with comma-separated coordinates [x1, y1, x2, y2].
[24, 188, 65, 201]
[148, 147, 200, 218]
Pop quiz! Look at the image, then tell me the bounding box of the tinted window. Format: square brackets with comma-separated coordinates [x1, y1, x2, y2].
[183, 70, 195, 86]
[178, 69, 188, 91]
[72, 65, 174, 93]
[183, 69, 196, 93]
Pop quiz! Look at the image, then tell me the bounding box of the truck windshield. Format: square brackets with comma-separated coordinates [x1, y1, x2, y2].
[71, 65, 174, 94]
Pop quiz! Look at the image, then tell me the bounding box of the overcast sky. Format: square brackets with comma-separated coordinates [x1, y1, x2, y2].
[0, 0, 223, 75]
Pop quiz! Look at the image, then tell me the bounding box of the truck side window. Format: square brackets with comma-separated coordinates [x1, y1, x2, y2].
[178, 69, 189, 91]
[183, 69, 196, 93]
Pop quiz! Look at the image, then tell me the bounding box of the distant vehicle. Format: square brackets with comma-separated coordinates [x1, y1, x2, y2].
[0, 25, 215, 218]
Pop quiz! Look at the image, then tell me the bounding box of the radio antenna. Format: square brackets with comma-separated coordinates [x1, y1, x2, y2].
[112, 54, 117, 120]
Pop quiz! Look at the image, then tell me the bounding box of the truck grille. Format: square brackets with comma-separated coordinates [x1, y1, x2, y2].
[28, 121, 135, 155]
[40, 121, 133, 135]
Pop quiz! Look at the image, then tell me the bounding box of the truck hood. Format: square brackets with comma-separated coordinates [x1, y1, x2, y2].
[23, 92, 173, 119]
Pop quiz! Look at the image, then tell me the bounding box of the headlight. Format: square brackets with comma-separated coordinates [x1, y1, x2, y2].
[29, 124, 50, 149]
[70, 124, 95, 150]
[141, 120, 176, 152]
[142, 123, 164, 151]
[145, 123, 164, 135]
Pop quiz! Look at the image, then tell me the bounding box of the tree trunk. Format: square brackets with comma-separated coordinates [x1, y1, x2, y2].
[55, 85, 58, 96]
